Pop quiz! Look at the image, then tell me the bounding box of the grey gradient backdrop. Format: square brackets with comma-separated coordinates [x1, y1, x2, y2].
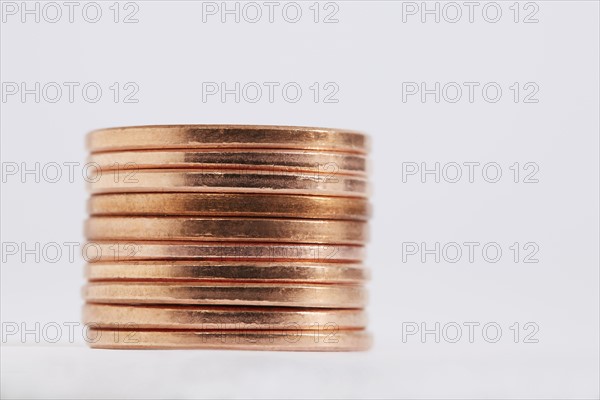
[1, 1, 598, 398]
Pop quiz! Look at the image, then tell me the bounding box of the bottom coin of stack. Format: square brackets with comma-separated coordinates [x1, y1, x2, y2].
[82, 125, 372, 351]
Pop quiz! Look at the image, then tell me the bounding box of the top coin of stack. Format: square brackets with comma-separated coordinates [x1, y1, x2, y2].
[83, 125, 371, 351]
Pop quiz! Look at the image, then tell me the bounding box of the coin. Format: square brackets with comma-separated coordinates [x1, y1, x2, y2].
[86, 328, 372, 351]
[88, 149, 367, 176]
[83, 282, 367, 308]
[83, 303, 367, 329]
[84, 124, 373, 352]
[88, 169, 368, 197]
[87, 125, 369, 154]
[83, 241, 364, 262]
[85, 217, 368, 245]
[85, 261, 369, 284]
[88, 193, 371, 220]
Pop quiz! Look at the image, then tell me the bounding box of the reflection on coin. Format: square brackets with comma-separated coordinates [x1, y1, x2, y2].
[87, 125, 369, 154]
[88, 149, 368, 176]
[83, 241, 364, 263]
[85, 217, 368, 245]
[88, 169, 368, 197]
[86, 328, 372, 351]
[85, 260, 369, 284]
[88, 193, 371, 220]
[83, 303, 367, 329]
[83, 282, 367, 308]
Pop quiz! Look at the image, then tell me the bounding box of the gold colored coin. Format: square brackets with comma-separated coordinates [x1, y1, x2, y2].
[83, 282, 367, 308]
[88, 149, 367, 176]
[85, 217, 368, 245]
[88, 169, 368, 197]
[83, 303, 367, 329]
[87, 125, 369, 154]
[88, 193, 371, 220]
[83, 241, 364, 263]
[86, 328, 372, 351]
[85, 261, 369, 284]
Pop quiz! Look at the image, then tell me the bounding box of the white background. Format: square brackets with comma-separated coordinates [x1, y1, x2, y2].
[1, 1, 599, 398]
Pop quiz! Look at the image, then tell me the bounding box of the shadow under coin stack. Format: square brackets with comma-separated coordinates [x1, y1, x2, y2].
[83, 125, 371, 351]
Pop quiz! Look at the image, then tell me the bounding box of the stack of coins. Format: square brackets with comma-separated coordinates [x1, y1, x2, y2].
[82, 125, 371, 351]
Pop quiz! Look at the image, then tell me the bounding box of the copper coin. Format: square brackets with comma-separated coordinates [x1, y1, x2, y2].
[83, 241, 364, 263]
[88, 193, 371, 220]
[83, 303, 367, 329]
[85, 217, 368, 245]
[87, 125, 369, 154]
[83, 282, 367, 308]
[88, 149, 367, 176]
[86, 328, 372, 351]
[87, 169, 368, 197]
[85, 260, 369, 284]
